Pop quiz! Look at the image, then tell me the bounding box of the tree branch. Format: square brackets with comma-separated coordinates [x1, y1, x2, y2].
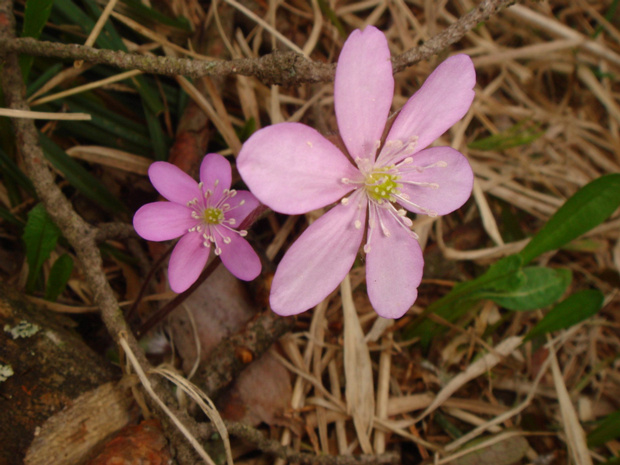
[0, 0, 518, 86]
[0, 3, 203, 463]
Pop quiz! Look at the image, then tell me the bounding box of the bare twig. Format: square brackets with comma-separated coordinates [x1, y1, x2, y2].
[0, 0, 520, 86]
[392, 0, 520, 73]
[197, 309, 294, 398]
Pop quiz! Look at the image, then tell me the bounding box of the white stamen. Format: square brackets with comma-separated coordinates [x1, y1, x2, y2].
[393, 193, 438, 217]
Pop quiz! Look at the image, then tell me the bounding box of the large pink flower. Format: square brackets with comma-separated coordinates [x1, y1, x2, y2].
[238, 26, 475, 318]
[133, 153, 261, 293]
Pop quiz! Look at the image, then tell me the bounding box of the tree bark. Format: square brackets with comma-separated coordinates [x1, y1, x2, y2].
[0, 283, 119, 465]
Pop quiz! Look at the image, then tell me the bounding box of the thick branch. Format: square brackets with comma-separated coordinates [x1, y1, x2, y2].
[0, 3, 203, 463]
[0, 0, 518, 86]
[197, 309, 294, 399]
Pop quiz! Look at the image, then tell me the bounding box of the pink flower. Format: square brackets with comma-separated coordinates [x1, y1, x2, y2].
[133, 153, 261, 293]
[238, 26, 475, 318]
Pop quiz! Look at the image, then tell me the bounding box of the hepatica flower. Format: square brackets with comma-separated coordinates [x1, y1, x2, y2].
[238, 26, 475, 318]
[133, 153, 261, 293]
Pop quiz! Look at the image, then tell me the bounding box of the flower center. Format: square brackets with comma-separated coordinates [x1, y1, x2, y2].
[203, 207, 224, 225]
[186, 184, 248, 256]
[364, 168, 400, 203]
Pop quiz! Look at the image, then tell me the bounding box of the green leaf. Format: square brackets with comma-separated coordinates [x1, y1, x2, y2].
[45, 254, 74, 301]
[405, 255, 525, 345]
[20, 0, 55, 81]
[519, 174, 620, 264]
[525, 289, 604, 341]
[482, 267, 571, 311]
[451, 255, 525, 298]
[468, 120, 544, 151]
[39, 133, 127, 214]
[588, 410, 620, 448]
[23, 204, 61, 293]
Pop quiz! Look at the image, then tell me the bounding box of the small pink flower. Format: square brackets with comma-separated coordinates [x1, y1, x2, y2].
[238, 26, 475, 318]
[133, 153, 261, 293]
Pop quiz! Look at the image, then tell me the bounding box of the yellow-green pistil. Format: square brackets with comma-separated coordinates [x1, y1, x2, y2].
[203, 207, 224, 224]
[365, 169, 400, 203]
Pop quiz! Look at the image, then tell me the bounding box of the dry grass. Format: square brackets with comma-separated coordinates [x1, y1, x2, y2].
[225, 1, 620, 463]
[8, 0, 620, 463]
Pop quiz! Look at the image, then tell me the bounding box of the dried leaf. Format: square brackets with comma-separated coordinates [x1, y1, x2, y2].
[341, 274, 374, 454]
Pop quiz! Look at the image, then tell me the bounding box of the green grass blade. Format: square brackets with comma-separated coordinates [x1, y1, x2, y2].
[0, 147, 36, 197]
[39, 133, 127, 214]
[144, 105, 170, 161]
[20, 0, 55, 81]
[26, 63, 64, 97]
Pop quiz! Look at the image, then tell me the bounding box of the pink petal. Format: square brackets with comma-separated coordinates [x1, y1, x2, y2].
[335, 26, 394, 162]
[270, 190, 367, 316]
[168, 232, 210, 293]
[133, 202, 196, 241]
[238, 123, 359, 214]
[225, 190, 260, 227]
[219, 232, 262, 281]
[380, 54, 475, 165]
[396, 146, 473, 216]
[200, 153, 232, 200]
[365, 211, 423, 318]
[149, 161, 201, 205]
